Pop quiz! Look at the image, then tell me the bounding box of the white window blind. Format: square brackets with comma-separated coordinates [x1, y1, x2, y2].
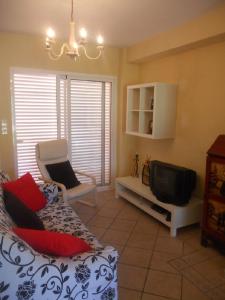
[12, 73, 58, 179]
[69, 79, 111, 185]
[12, 71, 112, 186]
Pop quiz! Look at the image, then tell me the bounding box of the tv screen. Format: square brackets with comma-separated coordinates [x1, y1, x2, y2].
[150, 160, 196, 206]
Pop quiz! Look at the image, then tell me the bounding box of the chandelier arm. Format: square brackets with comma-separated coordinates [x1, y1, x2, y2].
[79, 45, 104, 60]
[71, 0, 74, 22]
[47, 43, 70, 60]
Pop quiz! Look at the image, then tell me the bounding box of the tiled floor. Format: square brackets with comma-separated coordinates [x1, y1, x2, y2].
[70, 190, 225, 300]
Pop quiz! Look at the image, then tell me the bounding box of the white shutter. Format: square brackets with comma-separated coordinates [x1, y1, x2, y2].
[105, 82, 112, 185]
[69, 79, 111, 185]
[12, 71, 113, 186]
[12, 73, 58, 180]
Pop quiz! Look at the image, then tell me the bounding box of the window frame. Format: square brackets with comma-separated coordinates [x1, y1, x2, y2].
[10, 67, 117, 189]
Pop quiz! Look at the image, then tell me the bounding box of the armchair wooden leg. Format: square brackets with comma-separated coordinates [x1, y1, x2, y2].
[77, 189, 97, 207]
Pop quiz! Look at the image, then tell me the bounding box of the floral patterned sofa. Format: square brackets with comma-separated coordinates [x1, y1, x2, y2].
[0, 171, 118, 300]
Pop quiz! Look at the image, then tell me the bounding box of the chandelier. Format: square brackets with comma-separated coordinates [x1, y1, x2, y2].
[45, 0, 104, 61]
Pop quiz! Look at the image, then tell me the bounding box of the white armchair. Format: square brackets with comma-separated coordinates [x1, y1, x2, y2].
[35, 139, 96, 207]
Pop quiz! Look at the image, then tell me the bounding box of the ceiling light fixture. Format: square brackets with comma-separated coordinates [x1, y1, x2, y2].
[45, 0, 104, 61]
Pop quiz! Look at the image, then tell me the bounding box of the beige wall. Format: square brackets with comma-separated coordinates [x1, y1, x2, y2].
[0, 32, 121, 177]
[1, 4, 225, 198]
[128, 2, 225, 62]
[117, 48, 140, 176]
[136, 40, 225, 197]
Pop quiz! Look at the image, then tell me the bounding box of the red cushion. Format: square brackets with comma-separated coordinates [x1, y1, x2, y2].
[3, 173, 46, 212]
[13, 228, 92, 257]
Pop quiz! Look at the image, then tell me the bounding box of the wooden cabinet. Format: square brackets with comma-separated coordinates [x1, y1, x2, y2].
[126, 83, 176, 139]
[201, 135, 225, 251]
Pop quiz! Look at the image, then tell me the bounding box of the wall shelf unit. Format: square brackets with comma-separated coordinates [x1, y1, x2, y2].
[126, 83, 177, 139]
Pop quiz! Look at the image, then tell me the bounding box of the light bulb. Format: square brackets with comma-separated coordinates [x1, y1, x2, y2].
[46, 27, 55, 39]
[73, 42, 78, 49]
[97, 35, 104, 45]
[80, 28, 87, 39]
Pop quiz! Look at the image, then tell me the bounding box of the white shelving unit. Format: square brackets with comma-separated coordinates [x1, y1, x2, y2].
[126, 83, 177, 139]
[115, 176, 202, 237]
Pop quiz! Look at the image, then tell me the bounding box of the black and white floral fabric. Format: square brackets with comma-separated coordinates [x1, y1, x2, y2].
[0, 171, 118, 300]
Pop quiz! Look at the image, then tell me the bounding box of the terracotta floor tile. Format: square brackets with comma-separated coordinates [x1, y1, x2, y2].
[157, 224, 171, 237]
[101, 229, 130, 246]
[100, 240, 124, 256]
[117, 205, 143, 221]
[97, 206, 120, 218]
[103, 198, 127, 210]
[144, 269, 182, 300]
[182, 247, 219, 266]
[77, 212, 95, 224]
[110, 218, 136, 232]
[181, 267, 214, 292]
[169, 258, 189, 271]
[193, 255, 225, 287]
[142, 294, 174, 300]
[182, 278, 210, 300]
[155, 236, 183, 255]
[87, 215, 114, 229]
[86, 225, 106, 240]
[118, 263, 147, 291]
[150, 251, 179, 274]
[183, 242, 199, 255]
[177, 224, 201, 241]
[75, 191, 224, 299]
[120, 246, 152, 268]
[207, 284, 225, 300]
[118, 287, 141, 300]
[127, 232, 156, 250]
[133, 218, 159, 235]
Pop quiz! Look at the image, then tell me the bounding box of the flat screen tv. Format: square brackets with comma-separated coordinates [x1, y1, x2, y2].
[149, 160, 196, 206]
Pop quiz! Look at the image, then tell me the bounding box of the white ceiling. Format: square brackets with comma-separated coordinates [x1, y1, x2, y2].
[0, 0, 224, 47]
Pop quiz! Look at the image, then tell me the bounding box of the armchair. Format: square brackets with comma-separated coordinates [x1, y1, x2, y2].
[35, 139, 96, 207]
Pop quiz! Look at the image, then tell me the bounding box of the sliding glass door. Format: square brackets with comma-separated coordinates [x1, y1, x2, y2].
[12, 70, 115, 186]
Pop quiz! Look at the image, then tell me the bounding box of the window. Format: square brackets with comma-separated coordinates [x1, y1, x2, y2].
[12, 70, 115, 186]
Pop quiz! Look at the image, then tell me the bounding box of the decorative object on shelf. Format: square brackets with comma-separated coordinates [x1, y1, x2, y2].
[142, 155, 151, 185]
[131, 153, 139, 178]
[148, 120, 153, 134]
[201, 135, 225, 252]
[45, 0, 104, 61]
[150, 97, 154, 110]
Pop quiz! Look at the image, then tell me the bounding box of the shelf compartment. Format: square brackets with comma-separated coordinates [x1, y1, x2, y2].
[127, 111, 139, 132]
[118, 189, 171, 227]
[139, 111, 153, 135]
[139, 87, 154, 110]
[128, 88, 140, 110]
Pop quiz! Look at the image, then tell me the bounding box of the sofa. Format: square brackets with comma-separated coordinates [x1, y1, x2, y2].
[0, 171, 118, 300]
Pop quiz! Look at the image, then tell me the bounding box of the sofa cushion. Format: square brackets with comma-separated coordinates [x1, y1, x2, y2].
[3, 190, 45, 230]
[13, 227, 91, 256]
[3, 172, 47, 211]
[46, 160, 80, 189]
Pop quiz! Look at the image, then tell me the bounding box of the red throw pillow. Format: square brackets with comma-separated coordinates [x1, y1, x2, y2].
[13, 227, 92, 256]
[3, 173, 46, 212]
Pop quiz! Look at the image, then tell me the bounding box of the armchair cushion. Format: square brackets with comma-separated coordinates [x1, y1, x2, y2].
[13, 227, 91, 256]
[46, 160, 80, 189]
[3, 172, 47, 211]
[3, 190, 45, 230]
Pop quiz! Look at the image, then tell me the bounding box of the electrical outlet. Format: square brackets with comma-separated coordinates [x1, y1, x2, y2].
[0, 120, 8, 135]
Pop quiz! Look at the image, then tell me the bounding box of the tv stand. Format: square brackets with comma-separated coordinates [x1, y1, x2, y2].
[115, 177, 202, 237]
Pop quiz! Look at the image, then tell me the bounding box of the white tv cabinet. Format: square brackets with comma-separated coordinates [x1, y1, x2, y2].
[115, 176, 202, 237]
